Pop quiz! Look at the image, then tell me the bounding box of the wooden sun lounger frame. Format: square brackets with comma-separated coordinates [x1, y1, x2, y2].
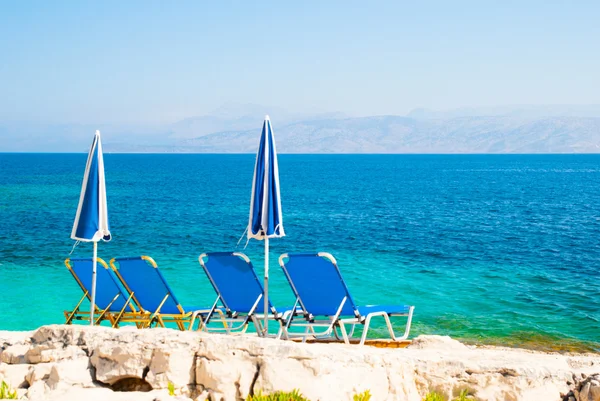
[109, 255, 219, 330]
[64, 257, 137, 327]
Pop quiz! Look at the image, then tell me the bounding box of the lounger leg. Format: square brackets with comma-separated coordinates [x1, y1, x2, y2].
[347, 324, 356, 338]
[328, 297, 348, 341]
[360, 307, 415, 345]
[146, 294, 169, 328]
[278, 299, 299, 340]
[113, 293, 135, 328]
[94, 294, 120, 325]
[66, 292, 88, 324]
[276, 309, 293, 340]
[275, 320, 285, 340]
[397, 306, 415, 341]
[333, 325, 341, 340]
[360, 312, 392, 345]
[360, 315, 373, 345]
[337, 322, 350, 345]
[252, 316, 263, 336]
[187, 312, 201, 331]
[382, 307, 415, 342]
[334, 323, 355, 340]
[247, 294, 263, 337]
[303, 325, 310, 343]
[203, 297, 221, 327]
[212, 309, 228, 332]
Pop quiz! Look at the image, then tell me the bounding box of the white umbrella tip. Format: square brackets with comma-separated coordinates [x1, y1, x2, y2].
[95, 130, 101, 135]
[264, 115, 270, 121]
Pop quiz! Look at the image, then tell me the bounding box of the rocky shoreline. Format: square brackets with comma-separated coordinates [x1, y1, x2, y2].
[0, 325, 598, 401]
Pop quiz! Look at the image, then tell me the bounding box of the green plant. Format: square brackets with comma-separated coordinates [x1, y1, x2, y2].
[247, 389, 309, 401]
[453, 389, 472, 401]
[0, 381, 18, 400]
[422, 391, 445, 401]
[167, 381, 175, 396]
[353, 390, 372, 401]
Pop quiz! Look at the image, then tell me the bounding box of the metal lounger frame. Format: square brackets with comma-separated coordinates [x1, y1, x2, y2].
[279, 252, 415, 345]
[198, 252, 295, 337]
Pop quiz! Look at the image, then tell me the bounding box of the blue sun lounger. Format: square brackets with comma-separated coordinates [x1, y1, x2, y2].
[110, 256, 212, 330]
[279, 252, 415, 345]
[198, 252, 296, 336]
[65, 257, 136, 327]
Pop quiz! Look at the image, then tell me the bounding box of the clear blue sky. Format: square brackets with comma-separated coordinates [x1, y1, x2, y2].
[1, 1, 599, 124]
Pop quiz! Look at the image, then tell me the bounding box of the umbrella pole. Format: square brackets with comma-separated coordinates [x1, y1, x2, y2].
[264, 237, 269, 336]
[90, 241, 97, 326]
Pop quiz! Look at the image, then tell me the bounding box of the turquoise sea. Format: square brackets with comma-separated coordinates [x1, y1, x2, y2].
[0, 153, 599, 352]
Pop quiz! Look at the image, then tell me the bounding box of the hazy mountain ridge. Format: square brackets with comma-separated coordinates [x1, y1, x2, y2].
[407, 105, 600, 120]
[178, 115, 600, 154]
[1, 105, 599, 153]
[167, 103, 349, 139]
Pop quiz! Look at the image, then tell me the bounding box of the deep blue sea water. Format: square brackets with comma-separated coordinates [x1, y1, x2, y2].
[0, 153, 599, 351]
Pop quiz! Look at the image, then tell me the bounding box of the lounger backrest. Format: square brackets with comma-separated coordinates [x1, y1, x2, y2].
[66, 258, 130, 311]
[111, 256, 182, 315]
[199, 252, 268, 314]
[280, 253, 357, 317]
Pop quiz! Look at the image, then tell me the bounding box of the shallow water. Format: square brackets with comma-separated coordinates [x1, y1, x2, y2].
[0, 153, 598, 351]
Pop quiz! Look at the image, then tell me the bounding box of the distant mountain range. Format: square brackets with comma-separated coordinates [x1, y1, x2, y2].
[406, 104, 600, 120]
[1, 104, 599, 153]
[176, 115, 600, 154]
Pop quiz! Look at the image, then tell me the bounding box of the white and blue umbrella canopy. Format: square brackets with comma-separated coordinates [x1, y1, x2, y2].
[71, 130, 111, 242]
[71, 130, 111, 325]
[248, 115, 285, 240]
[247, 115, 284, 335]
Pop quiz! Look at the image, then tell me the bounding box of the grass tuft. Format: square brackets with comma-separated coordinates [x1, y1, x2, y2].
[0, 381, 18, 400]
[422, 391, 445, 401]
[454, 389, 473, 401]
[353, 390, 372, 401]
[247, 389, 309, 401]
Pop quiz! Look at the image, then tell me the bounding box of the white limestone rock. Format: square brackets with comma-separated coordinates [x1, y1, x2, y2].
[0, 362, 30, 388]
[46, 358, 94, 389]
[0, 325, 598, 401]
[1, 344, 30, 364]
[25, 363, 53, 386]
[409, 334, 469, 350]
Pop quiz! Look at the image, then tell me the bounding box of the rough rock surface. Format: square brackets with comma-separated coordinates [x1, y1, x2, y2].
[561, 373, 600, 401]
[0, 325, 598, 401]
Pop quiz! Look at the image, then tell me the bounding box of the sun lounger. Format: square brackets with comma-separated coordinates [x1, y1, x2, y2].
[198, 252, 296, 336]
[109, 256, 211, 330]
[279, 252, 415, 345]
[64, 257, 135, 326]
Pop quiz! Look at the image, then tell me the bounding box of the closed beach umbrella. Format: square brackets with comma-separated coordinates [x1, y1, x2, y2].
[71, 130, 111, 325]
[247, 115, 285, 335]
